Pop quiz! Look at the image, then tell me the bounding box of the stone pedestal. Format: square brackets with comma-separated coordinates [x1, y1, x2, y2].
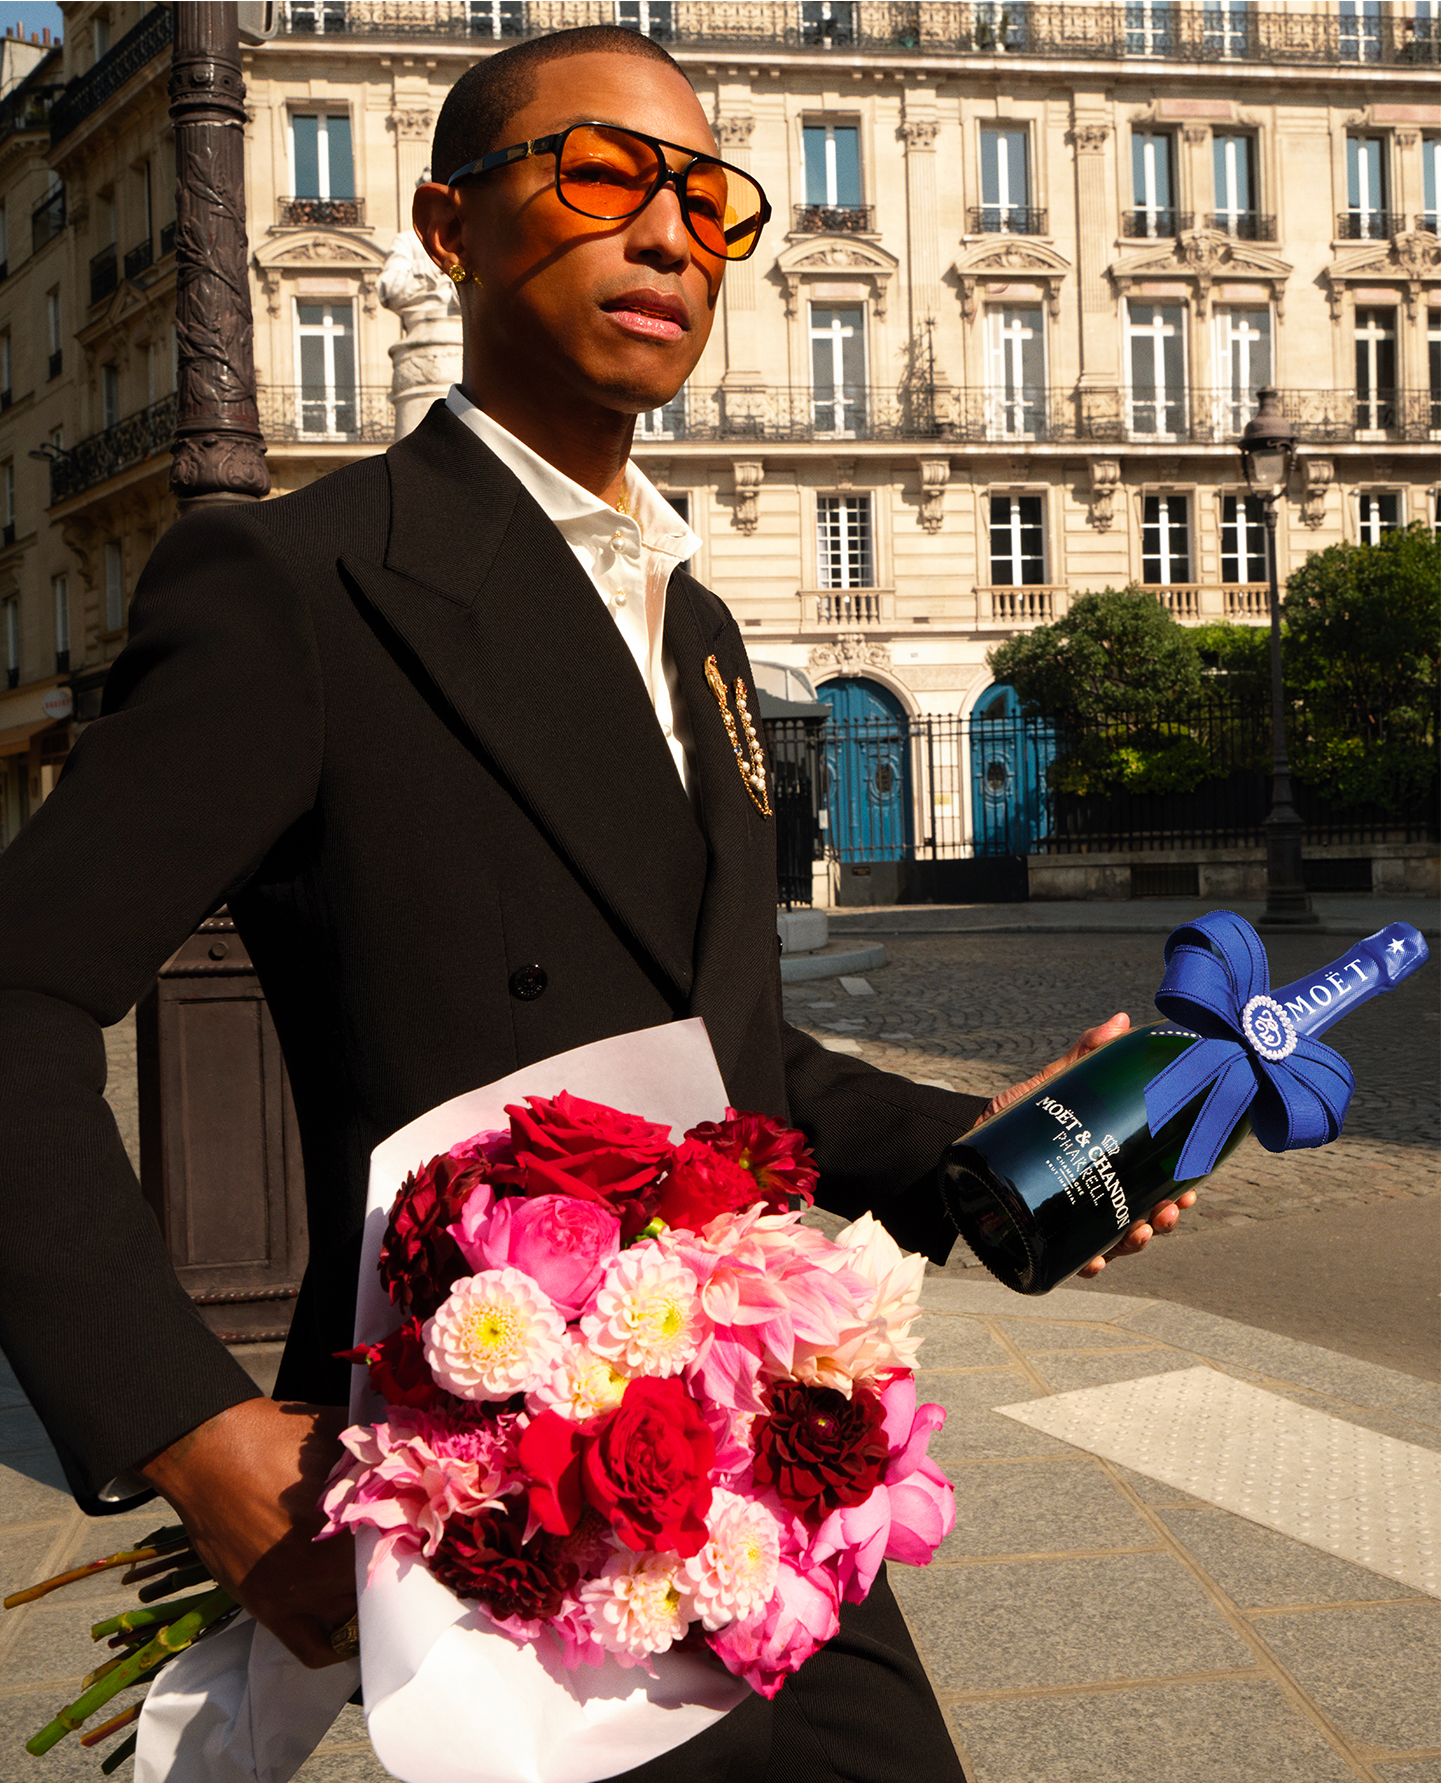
[388, 316, 463, 438]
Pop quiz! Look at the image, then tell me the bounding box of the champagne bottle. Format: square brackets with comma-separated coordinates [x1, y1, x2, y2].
[942, 919, 1429, 1295]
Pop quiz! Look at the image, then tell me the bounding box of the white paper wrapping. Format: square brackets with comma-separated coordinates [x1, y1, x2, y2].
[136, 1019, 753, 1782]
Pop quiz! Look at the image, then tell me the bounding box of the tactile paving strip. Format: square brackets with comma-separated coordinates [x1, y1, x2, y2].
[996, 1367, 1440, 1598]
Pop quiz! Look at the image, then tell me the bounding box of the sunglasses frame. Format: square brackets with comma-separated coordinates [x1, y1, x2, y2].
[446, 122, 772, 261]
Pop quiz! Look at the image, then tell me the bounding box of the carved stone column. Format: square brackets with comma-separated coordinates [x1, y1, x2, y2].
[1070, 110, 1118, 391]
[168, 0, 269, 504]
[714, 109, 761, 389]
[901, 111, 943, 343]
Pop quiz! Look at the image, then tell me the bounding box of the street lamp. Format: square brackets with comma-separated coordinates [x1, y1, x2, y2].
[1239, 386, 1316, 926]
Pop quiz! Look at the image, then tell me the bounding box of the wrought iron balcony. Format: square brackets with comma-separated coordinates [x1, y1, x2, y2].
[159, 219, 176, 257]
[792, 204, 874, 234]
[277, 195, 367, 228]
[89, 244, 118, 306]
[1121, 208, 1194, 239]
[1203, 211, 1277, 241]
[1335, 210, 1405, 240]
[124, 238, 154, 281]
[967, 205, 1047, 235]
[30, 187, 65, 254]
[625, 384, 1441, 447]
[271, 3, 1441, 68]
[49, 4, 172, 148]
[256, 385, 395, 445]
[0, 80, 62, 144]
[49, 394, 177, 505]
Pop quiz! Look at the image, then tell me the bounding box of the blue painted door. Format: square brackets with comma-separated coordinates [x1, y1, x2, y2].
[968, 683, 1058, 856]
[818, 677, 913, 861]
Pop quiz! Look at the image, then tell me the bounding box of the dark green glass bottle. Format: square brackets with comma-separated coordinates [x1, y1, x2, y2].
[941, 922, 1428, 1295]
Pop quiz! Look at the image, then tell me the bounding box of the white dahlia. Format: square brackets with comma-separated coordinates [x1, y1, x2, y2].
[422, 1268, 566, 1401]
[580, 1245, 705, 1377]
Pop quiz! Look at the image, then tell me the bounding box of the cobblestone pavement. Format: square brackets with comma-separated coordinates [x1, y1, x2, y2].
[782, 931, 1439, 1230]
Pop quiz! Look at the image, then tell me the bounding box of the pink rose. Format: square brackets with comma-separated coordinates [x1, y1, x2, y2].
[707, 1559, 839, 1699]
[459, 1194, 621, 1320]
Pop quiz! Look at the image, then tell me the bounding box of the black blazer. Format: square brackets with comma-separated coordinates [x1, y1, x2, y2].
[0, 404, 983, 1513]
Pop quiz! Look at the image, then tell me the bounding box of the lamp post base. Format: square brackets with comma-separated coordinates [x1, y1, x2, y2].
[1259, 809, 1318, 928]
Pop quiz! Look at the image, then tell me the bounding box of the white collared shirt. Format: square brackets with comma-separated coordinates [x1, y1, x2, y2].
[445, 386, 700, 796]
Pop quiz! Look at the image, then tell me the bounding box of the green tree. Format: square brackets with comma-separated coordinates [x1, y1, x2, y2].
[1279, 525, 1440, 811]
[986, 586, 1202, 724]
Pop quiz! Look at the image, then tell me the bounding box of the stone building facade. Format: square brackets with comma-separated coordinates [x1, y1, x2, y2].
[0, 0, 1436, 851]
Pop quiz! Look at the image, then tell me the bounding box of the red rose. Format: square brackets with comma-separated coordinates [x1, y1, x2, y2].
[379, 1152, 489, 1319]
[684, 1112, 818, 1212]
[430, 1500, 577, 1623]
[751, 1381, 889, 1525]
[517, 1409, 586, 1537]
[494, 1092, 677, 1241]
[654, 1139, 762, 1232]
[580, 1377, 716, 1559]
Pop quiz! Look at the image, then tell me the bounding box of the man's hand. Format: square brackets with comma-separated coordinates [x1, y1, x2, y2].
[972, 1011, 1197, 1278]
[138, 1399, 356, 1669]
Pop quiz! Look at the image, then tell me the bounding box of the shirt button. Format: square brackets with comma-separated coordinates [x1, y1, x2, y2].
[611, 530, 626, 548]
[612, 590, 626, 606]
[663, 722, 673, 738]
[508, 964, 548, 1001]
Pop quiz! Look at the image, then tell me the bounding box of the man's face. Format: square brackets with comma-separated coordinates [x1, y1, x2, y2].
[449, 52, 726, 418]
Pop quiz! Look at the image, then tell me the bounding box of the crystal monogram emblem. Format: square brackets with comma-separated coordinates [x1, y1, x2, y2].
[703, 654, 772, 818]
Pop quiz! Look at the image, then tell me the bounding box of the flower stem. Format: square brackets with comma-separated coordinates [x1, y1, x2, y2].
[2, 1526, 189, 1609]
[91, 1588, 232, 1642]
[26, 1588, 233, 1755]
[100, 1732, 139, 1775]
[79, 1703, 142, 1749]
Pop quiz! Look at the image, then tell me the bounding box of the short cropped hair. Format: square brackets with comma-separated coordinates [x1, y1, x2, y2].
[432, 26, 691, 190]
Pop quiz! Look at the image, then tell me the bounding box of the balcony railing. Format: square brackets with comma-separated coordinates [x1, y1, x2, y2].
[1224, 584, 1270, 620]
[277, 196, 367, 227]
[89, 243, 118, 306]
[267, 2, 1441, 66]
[0, 80, 62, 144]
[49, 394, 177, 505]
[1203, 211, 1277, 241]
[986, 586, 1063, 626]
[622, 384, 1441, 446]
[49, 4, 172, 147]
[814, 590, 881, 625]
[1121, 208, 1193, 239]
[791, 203, 874, 234]
[30, 187, 65, 254]
[256, 385, 395, 444]
[967, 205, 1048, 235]
[159, 219, 176, 256]
[1335, 210, 1406, 240]
[124, 238, 154, 281]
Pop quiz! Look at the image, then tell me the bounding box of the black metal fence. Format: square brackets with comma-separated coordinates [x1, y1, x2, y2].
[764, 701, 1436, 903]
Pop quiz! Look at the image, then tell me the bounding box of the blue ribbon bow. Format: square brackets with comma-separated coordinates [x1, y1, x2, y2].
[1143, 910, 1355, 1182]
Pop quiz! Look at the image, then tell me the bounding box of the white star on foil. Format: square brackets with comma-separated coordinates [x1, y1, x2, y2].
[1388, 937, 1405, 954]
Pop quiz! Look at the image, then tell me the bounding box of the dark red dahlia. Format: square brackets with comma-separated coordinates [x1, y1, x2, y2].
[683, 1111, 818, 1212]
[337, 1318, 482, 1416]
[430, 1500, 578, 1624]
[751, 1381, 889, 1524]
[378, 1152, 489, 1320]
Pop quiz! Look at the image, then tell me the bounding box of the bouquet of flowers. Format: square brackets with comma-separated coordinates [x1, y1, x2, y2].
[319, 1089, 955, 1701]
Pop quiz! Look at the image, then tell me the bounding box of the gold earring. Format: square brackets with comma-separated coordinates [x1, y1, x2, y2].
[447, 263, 480, 287]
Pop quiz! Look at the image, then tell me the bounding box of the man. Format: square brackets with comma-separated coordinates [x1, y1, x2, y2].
[0, 28, 1189, 1780]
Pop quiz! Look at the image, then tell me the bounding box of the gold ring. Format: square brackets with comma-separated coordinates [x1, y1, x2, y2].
[329, 1613, 360, 1660]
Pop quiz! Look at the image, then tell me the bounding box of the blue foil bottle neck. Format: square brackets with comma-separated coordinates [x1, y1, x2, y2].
[1268, 923, 1429, 1043]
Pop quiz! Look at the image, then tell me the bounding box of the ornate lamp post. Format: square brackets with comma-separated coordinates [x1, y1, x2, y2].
[1239, 387, 1316, 926]
[168, 0, 269, 506]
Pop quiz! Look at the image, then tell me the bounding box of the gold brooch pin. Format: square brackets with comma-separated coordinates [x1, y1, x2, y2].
[704, 654, 772, 818]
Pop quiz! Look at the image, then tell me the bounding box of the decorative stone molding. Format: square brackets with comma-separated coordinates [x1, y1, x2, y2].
[1110, 230, 1292, 320]
[1325, 231, 1441, 322]
[953, 238, 1070, 321]
[1395, 130, 1419, 150]
[776, 235, 899, 320]
[900, 118, 939, 150]
[1300, 457, 1333, 529]
[713, 115, 754, 146]
[1183, 125, 1209, 144]
[917, 458, 949, 532]
[1068, 123, 1110, 153]
[832, 458, 856, 492]
[808, 632, 892, 675]
[388, 110, 434, 140]
[1087, 460, 1121, 531]
[732, 460, 763, 533]
[252, 231, 390, 318]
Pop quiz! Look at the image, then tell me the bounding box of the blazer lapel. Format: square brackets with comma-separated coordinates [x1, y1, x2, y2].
[664, 571, 780, 1089]
[339, 403, 707, 1001]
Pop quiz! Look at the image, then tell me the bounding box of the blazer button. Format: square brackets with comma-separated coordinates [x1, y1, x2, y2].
[508, 963, 548, 1001]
